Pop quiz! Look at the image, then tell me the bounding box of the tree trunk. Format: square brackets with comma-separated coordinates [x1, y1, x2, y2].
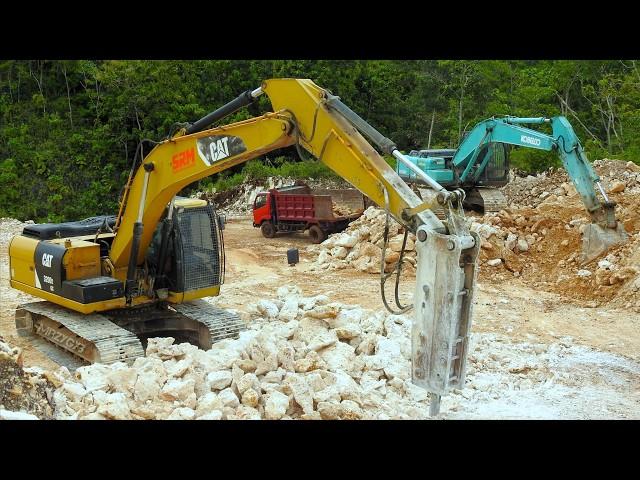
[556, 93, 605, 150]
[606, 95, 623, 151]
[16, 66, 21, 102]
[509, 66, 514, 111]
[62, 64, 73, 127]
[29, 61, 46, 114]
[458, 84, 464, 144]
[7, 65, 13, 104]
[631, 60, 640, 86]
[457, 66, 470, 143]
[122, 140, 129, 165]
[601, 110, 611, 153]
[94, 77, 101, 121]
[134, 105, 142, 131]
[427, 110, 435, 149]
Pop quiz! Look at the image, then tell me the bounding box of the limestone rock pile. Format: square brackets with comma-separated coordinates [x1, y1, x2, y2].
[49, 285, 437, 420]
[309, 207, 418, 275]
[501, 159, 640, 208]
[606, 233, 640, 311]
[332, 202, 361, 217]
[8, 284, 639, 419]
[475, 208, 568, 276]
[473, 202, 640, 309]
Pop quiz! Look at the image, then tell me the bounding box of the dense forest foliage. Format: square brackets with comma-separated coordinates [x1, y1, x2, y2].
[2, 60, 639, 222]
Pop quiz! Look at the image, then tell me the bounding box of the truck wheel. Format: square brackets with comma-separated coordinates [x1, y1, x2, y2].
[261, 222, 276, 238]
[308, 225, 326, 244]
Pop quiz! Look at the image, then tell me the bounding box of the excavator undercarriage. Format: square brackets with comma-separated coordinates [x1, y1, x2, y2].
[15, 299, 244, 365]
[463, 187, 508, 213]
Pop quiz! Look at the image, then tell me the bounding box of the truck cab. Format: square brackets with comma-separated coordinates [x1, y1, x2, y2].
[252, 192, 271, 228]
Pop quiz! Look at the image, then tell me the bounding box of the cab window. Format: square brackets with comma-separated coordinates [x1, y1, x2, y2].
[254, 194, 267, 209]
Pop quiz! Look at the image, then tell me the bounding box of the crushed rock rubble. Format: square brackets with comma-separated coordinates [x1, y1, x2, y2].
[4, 285, 638, 420]
[46, 285, 423, 420]
[331, 202, 361, 217]
[477, 159, 640, 309]
[476, 207, 638, 288]
[0, 336, 55, 420]
[501, 159, 640, 208]
[308, 207, 417, 275]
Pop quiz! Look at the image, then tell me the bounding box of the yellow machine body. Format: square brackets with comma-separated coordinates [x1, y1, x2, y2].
[9, 198, 218, 313]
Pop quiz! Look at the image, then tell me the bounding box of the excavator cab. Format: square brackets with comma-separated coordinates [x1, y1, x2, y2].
[467, 143, 510, 187]
[146, 198, 226, 298]
[458, 143, 511, 212]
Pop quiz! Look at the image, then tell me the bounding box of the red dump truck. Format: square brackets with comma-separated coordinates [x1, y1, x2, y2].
[252, 185, 363, 243]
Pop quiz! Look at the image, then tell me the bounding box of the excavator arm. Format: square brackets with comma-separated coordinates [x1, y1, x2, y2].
[109, 78, 480, 414]
[452, 116, 627, 262]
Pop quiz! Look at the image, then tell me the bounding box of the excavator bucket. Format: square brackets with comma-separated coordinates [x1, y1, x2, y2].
[581, 222, 628, 264]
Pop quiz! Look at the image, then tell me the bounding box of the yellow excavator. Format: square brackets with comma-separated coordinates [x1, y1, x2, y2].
[9, 78, 481, 414]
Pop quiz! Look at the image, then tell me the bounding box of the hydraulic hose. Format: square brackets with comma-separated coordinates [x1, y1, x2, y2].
[185, 87, 263, 135]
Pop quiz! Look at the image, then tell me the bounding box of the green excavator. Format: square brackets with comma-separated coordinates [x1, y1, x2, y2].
[396, 116, 628, 263]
